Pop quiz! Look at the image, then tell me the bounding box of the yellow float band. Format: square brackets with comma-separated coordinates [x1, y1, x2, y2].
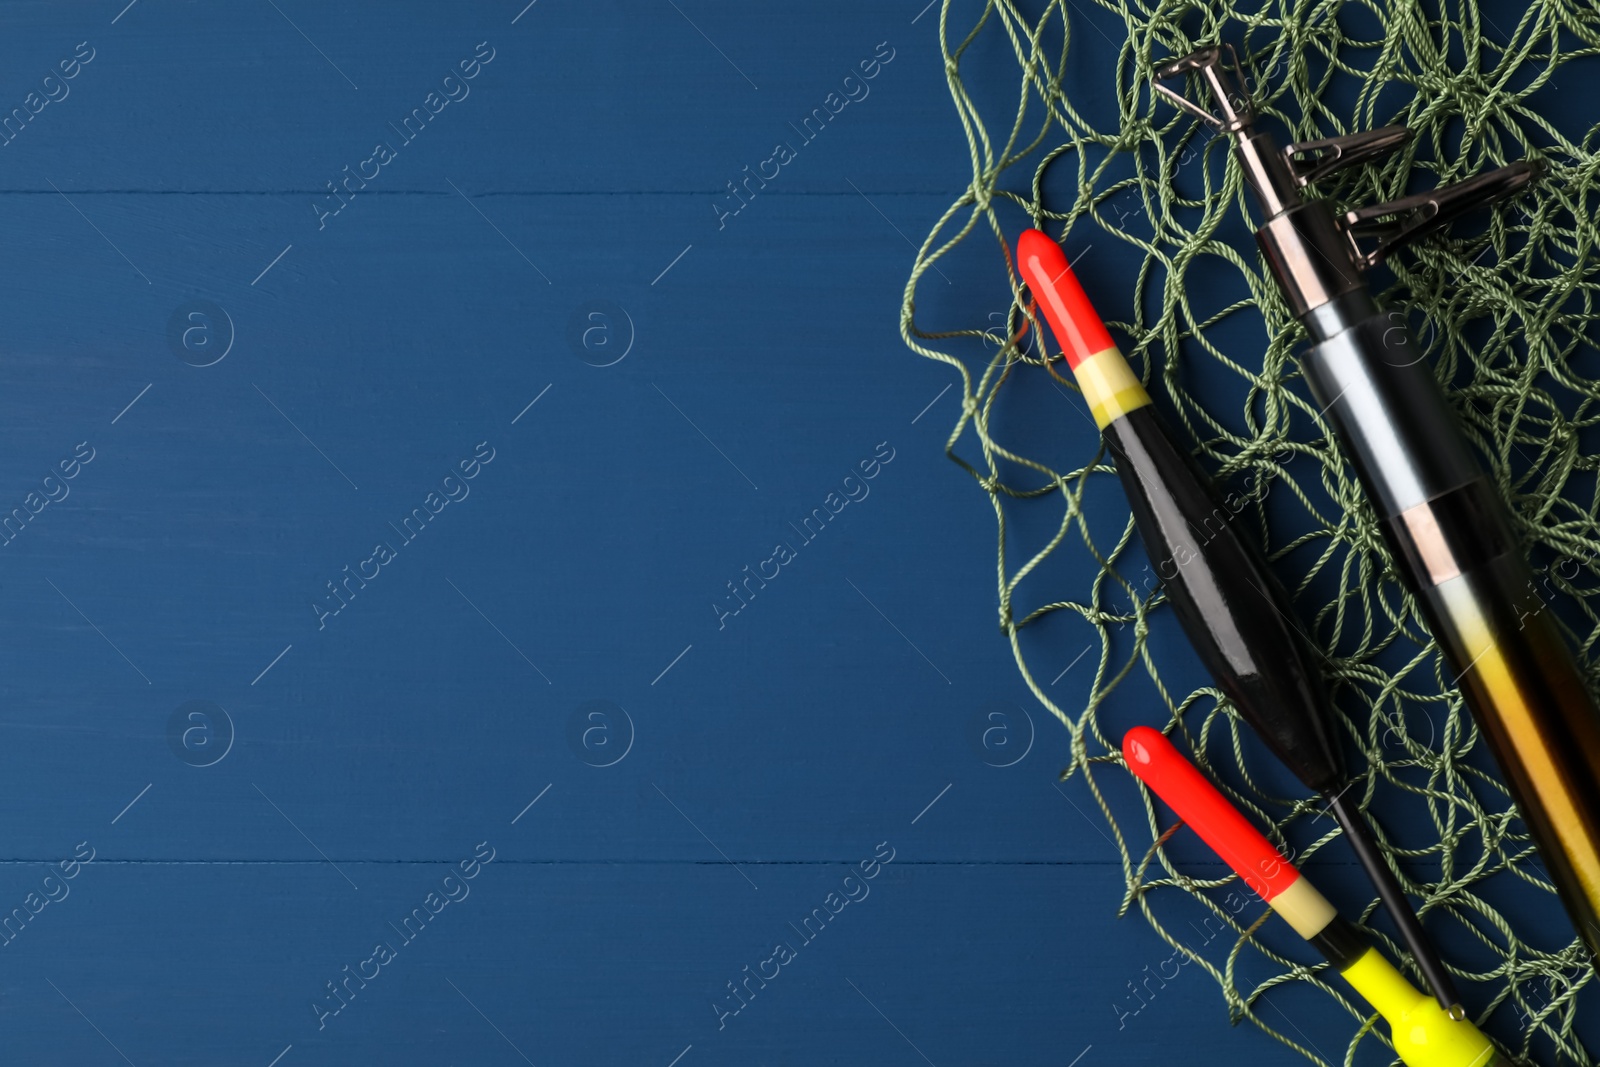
[1267, 876, 1338, 940]
[1071, 346, 1151, 430]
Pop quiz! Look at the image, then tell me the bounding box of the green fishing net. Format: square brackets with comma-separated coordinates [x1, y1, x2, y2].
[900, 1, 1600, 1062]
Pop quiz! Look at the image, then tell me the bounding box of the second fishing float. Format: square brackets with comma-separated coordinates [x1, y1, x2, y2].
[1123, 726, 1511, 1067]
[1016, 228, 1461, 1013]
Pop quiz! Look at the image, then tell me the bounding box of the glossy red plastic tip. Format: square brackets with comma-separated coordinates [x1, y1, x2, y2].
[1016, 228, 1114, 369]
[1122, 726, 1301, 901]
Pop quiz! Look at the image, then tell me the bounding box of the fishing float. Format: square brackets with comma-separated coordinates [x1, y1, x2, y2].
[1015, 227, 1462, 1013]
[1122, 725, 1508, 1067]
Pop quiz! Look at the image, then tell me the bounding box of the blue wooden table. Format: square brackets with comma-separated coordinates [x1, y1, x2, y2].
[0, 1, 1591, 1064]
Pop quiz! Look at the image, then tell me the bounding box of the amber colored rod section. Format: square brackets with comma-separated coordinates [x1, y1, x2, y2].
[1159, 54, 1600, 964]
[1293, 287, 1600, 969]
[1014, 228, 1463, 1012]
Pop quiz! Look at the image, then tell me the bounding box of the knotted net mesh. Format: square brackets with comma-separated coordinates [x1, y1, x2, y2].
[900, 1, 1600, 1062]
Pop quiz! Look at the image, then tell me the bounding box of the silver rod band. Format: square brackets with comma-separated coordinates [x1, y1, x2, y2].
[1299, 313, 1484, 517]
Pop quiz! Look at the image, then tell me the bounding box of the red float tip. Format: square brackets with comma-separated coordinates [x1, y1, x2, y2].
[1122, 726, 1302, 902]
[1016, 228, 1115, 370]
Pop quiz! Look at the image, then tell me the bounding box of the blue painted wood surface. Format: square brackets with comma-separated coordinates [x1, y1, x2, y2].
[0, 1, 1590, 1064]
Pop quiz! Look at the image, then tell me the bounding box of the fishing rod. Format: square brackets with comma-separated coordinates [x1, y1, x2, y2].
[1152, 43, 1600, 968]
[1015, 228, 1461, 1012]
